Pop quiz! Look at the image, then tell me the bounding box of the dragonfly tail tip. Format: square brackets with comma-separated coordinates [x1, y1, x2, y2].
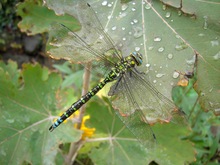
[49, 126, 54, 132]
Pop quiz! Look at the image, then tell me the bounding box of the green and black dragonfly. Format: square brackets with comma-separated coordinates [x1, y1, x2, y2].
[48, 0, 185, 147]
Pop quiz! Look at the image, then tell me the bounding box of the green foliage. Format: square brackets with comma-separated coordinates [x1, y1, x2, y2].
[159, 0, 220, 113]
[0, 0, 19, 33]
[53, 61, 84, 90]
[0, 0, 219, 165]
[0, 0, 20, 49]
[173, 79, 220, 164]
[0, 61, 82, 164]
[17, 0, 80, 35]
[86, 98, 194, 165]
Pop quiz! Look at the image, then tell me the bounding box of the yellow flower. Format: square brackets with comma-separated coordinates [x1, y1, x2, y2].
[55, 111, 95, 139]
[74, 115, 96, 140]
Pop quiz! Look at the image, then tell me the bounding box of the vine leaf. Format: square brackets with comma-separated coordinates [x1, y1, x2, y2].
[13, 0, 220, 163]
[45, 0, 196, 102]
[0, 61, 82, 164]
[158, 0, 220, 114]
[86, 98, 194, 165]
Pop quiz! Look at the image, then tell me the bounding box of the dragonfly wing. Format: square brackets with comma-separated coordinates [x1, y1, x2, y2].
[108, 68, 186, 147]
[115, 107, 157, 148]
[109, 74, 157, 147]
[109, 69, 185, 124]
[47, 0, 122, 64]
[128, 69, 186, 124]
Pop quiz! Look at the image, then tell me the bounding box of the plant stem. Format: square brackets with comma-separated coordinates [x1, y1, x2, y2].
[66, 62, 92, 165]
[77, 62, 92, 129]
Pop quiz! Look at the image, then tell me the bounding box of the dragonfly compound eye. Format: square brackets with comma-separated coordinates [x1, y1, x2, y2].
[132, 52, 143, 66]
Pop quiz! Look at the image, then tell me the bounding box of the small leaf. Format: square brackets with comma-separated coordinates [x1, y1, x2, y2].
[0, 60, 19, 87]
[17, 1, 80, 35]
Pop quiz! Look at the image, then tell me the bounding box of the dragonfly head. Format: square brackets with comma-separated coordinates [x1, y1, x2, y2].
[131, 52, 143, 66]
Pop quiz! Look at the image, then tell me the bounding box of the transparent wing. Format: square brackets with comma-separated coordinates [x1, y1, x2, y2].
[109, 74, 157, 147]
[47, 0, 122, 65]
[109, 71, 174, 121]
[108, 68, 186, 147]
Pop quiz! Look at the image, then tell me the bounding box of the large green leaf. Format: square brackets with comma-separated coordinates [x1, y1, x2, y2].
[45, 0, 193, 103]
[86, 98, 194, 165]
[13, 0, 220, 164]
[0, 61, 82, 164]
[159, 0, 220, 114]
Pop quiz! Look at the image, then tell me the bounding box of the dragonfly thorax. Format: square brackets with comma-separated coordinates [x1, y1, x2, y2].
[107, 52, 143, 81]
[124, 52, 143, 67]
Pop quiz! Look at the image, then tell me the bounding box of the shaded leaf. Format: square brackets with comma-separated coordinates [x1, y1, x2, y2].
[0, 62, 82, 164]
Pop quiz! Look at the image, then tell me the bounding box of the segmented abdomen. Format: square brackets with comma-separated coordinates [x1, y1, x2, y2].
[49, 70, 118, 131]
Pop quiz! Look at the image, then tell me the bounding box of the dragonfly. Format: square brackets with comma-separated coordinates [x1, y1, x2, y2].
[48, 0, 185, 148]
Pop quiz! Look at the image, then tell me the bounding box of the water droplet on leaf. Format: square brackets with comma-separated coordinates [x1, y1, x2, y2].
[173, 71, 180, 78]
[154, 37, 162, 42]
[107, 3, 112, 7]
[167, 53, 173, 59]
[133, 19, 138, 24]
[135, 47, 140, 51]
[158, 47, 165, 52]
[165, 12, 171, 18]
[156, 73, 165, 78]
[111, 26, 117, 31]
[162, 5, 166, 10]
[146, 64, 150, 68]
[102, 1, 108, 6]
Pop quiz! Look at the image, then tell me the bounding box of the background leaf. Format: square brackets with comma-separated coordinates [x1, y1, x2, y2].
[11, 0, 220, 164]
[0, 62, 82, 164]
[17, 0, 80, 35]
[86, 98, 194, 165]
[159, 0, 220, 114]
[45, 0, 196, 103]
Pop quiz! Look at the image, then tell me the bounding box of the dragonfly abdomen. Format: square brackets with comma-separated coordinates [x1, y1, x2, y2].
[49, 72, 118, 132]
